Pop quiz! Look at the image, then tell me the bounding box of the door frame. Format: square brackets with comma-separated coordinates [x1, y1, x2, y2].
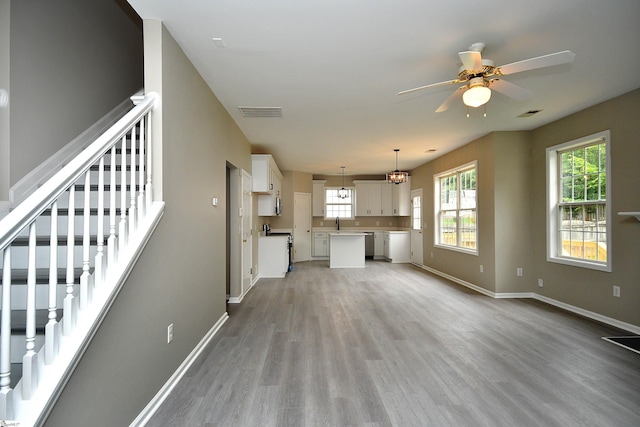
[228, 166, 252, 304]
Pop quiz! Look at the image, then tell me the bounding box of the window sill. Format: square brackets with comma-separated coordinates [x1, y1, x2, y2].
[434, 244, 478, 256]
[547, 255, 611, 272]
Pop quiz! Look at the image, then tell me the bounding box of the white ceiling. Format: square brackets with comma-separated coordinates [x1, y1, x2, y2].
[128, 0, 640, 176]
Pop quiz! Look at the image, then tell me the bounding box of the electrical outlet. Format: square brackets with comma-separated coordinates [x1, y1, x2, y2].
[355, 221, 360, 226]
[480, 265, 484, 273]
[320, 221, 324, 226]
[517, 268, 523, 276]
[376, 221, 380, 226]
[613, 285, 620, 298]
[430, 252, 434, 258]
[538, 278, 544, 287]
[167, 324, 174, 343]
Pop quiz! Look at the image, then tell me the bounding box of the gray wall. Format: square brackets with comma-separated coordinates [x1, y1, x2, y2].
[531, 89, 640, 327]
[9, 0, 143, 185]
[44, 21, 253, 426]
[493, 131, 533, 294]
[0, 0, 9, 199]
[410, 89, 639, 327]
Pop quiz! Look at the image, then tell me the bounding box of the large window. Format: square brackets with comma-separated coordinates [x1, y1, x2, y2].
[325, 187, 354, 219]
[434, 162, 477, 253]
[547, 130, 610, 271]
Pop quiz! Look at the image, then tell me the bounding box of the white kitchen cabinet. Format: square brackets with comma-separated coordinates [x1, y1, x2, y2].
[391, 178, 411, 216]
[252, 154, 282, 193]
[380, 183, 393, 216]
[374, 232, 385, 258]
[355, 181, 384, 216]
[312, 231, 328, 257]
[253, 154, 283, 216]
[259, 235, 289, 278]
[312, 180, 326, 217]
[383, 231, 410, 263]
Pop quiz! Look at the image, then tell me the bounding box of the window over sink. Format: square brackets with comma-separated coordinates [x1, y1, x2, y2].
[325, 187, 354, 219]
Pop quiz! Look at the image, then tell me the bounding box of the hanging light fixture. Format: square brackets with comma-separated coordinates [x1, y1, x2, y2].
[386, 149, 409, 184]
[462, 77, 491, 108]
[337, 166, 349, 199]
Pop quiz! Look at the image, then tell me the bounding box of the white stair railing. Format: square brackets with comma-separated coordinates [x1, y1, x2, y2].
[0, 92, 162, 426]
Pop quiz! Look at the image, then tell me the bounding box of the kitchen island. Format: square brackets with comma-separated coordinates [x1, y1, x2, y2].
[329, 232, 366, 268]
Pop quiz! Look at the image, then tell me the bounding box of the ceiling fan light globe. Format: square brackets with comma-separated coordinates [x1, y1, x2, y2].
[463, 86, 491, 107]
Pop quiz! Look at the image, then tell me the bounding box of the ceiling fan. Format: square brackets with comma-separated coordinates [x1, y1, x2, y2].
[397, 43, 575, 112]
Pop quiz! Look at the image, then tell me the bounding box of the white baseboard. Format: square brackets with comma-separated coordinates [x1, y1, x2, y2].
[228, 279, 258, 304]
[532, 294, 640, 335]
[420, 264, 496, 298]
[418, 264, 640, 335]
[129, 312, 229, 427]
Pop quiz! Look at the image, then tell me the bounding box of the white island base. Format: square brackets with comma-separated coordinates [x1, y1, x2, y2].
[329, 232, 366, 268]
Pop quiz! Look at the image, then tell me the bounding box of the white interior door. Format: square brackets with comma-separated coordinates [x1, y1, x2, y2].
[293, 192, 311, 262]
[410, 189, 423, 265]
[241, 170, 253, 292]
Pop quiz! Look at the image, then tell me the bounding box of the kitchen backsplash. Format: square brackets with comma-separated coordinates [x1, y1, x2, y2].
[312, 216, 410, 229]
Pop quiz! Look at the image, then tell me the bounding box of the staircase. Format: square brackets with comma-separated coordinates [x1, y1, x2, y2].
[0, 92, 163, 426]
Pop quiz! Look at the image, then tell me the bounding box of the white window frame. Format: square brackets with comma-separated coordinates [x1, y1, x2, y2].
[546, 130, 611, 272]
[324, 187, 355, 219]
[412, 192, 422, 231]
[434, 161, 478, 255]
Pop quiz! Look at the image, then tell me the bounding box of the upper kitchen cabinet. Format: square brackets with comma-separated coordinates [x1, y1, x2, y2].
[252, 154, 283, 216]
[312, 180, 326, 217]
[354, 181, 383, 216]
[252, 154, 282, 194]
[391, 178, 411, 216]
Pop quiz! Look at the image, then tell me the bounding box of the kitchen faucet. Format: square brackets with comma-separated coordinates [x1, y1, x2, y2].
[335, 216, 340, 230]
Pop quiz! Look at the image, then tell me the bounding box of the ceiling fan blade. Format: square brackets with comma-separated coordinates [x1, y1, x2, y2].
[459, 50, 482, 72]
[435, 86, 465, 113]
[489, 79, 532, 100]
[497, 50, 575, 75]
[397, 79, 460, 96]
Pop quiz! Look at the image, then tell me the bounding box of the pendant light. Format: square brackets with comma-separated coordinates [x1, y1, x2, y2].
[337, 166, 349, 199]
[386, 149, 409, 184]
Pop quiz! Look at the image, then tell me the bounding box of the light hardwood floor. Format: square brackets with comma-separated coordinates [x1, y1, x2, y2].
[146, 260, 640, 426]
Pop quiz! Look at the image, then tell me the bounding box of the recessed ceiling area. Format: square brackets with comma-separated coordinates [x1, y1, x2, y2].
[127, 0, 640, 176]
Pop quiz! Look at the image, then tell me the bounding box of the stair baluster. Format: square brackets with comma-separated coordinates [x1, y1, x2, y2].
[21, 223, 38, 399]
[80, 171, 92, 310]
[137, 117, 146, 220]
[107, 146, 117, 267]
[119, 135, 128, 248]
[129, 125, 137, 236]
[145, 112, 153, 210]
[45, 201, 60, 364]
[95, 157, 105, 288]
[0, 247, 14, 419]
[63, 186, 77, 336]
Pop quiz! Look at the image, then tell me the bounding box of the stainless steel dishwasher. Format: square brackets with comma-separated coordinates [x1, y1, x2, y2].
[364, 232, 375, 259]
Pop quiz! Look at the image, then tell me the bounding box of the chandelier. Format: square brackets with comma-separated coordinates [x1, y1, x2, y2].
[386, 149, 409, 184]
[337, 166, 349, 199]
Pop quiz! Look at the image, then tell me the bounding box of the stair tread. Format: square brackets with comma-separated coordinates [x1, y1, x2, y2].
[10, 235, 104, 246]
[0, 308, 64, 331]
[0, 267, 84, 284]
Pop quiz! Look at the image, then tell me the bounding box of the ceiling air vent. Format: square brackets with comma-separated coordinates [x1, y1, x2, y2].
[238, 106, 283, 118]
[517, 109, 543, 118]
